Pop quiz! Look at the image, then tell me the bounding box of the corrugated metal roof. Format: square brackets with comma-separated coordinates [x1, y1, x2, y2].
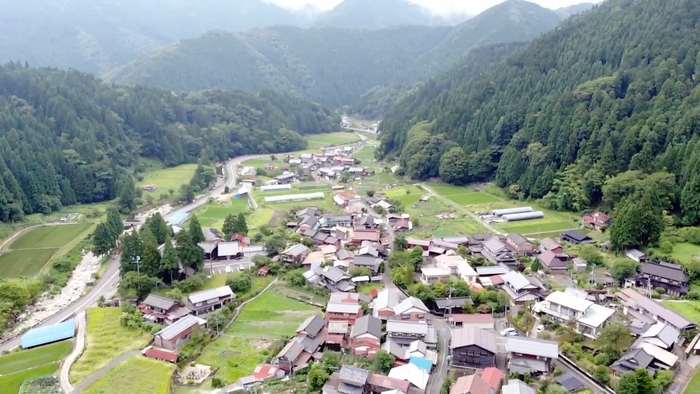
[21, 319, 75, 348]
[506, 337, 559, 359]
[155, 315, 203, 341]
[188, 286, 234, 304]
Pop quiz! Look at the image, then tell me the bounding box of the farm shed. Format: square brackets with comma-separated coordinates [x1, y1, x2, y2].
[260, 184, 292, 192]
[501, 211, 544, 222]
[21, 319, 76, 348]
[264, 192, 324, 203]
[492, 207, 533, 217]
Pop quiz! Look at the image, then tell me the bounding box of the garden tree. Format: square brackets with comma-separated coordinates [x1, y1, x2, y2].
[188, 215, 205, 244]
[139, 227, 162, 277]
[610, 258, 638, 281]
[457, 245, 469, 258]
[117, 176, 138, 214]
[189, 162, 216, 193]
[235, 213, 248, 235]
[207, 310, 228, 334]
[530, 259, 543, 272]
[106, 207, 123, 240]
[287, 270, 306, 287]
[120, 231, 143, 274]
[439, 147, 469, 185]
[617, 372, 638, 394]
[596, 323, 633, 355]
[308, 365, 329, 391]
[226, 272, 253, 293]
[92, 223, 115, 256]
[222, 214, 237, 237]
[476, 304, 491, 313]
[409, 246, 424, 271]
[634, 368, 655, 394]
[366, 190, 375, 197]
[341, 171, 352, 183]
[578, 244, 604, 266]
[160, 238, 180, 283]
[165, 288, 182, 300]
[265, 235, 286, 254]
[372, 350, 395, 374]
[301, 237, 315, 248]
[119, 271, 161, 300]
[653, 370, 673, 392]
[146, 213, 170, 245]
[349, 267, 372, 277]
[289, 233, 301, 244]
[594, 365, 610, 384]
[393, 234, 408, 251]
[441, 373, 455, 394]
[408, 283, 434, 304]
[321, 350, 341, 373]
[179, 184, 195, 204]
[175, 229, 204, 271]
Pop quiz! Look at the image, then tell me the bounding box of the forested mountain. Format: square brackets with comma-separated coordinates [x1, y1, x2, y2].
[107, 1, 563, 109]
[378, 0, 700, 232]
[312, 0, 455, 29]
[0, 64, 337, 223]
[0, 0, 302, 75]
[408, 0, 562, 79]
[554, 2, 596, 18]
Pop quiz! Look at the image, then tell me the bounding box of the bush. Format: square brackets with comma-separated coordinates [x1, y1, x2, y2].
[211, 377, 225, 388]
[655, 287, 666, 294]
[594, 352, 612, 366]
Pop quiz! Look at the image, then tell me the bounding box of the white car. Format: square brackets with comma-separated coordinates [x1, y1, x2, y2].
[225, 265, 232, 273]
[501, 327, 517, 336]
[536, 325, 545, 332]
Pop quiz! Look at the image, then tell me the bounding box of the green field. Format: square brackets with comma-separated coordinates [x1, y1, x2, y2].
[662, 301, 700, 325]
[0, 340, 73, 393]
[82, 356, 174, 394]
[70, 307, 151, 383]
[248, 208, 275, 230]
[684, 367, 700, 394]
[138, 163, 198, 192]
[10, 223, 93, 249]
[242, 158, 282, 168]
[260, 189, 339, 213]
[665, 243, 700, 264]
[0, 249, 59, 277]
[353, 144, 379, 161]
[305, 132, 359, 148]
[499, 220, 578, 235]
[198, 286, 322, 383]
[195, 199, 251, 228]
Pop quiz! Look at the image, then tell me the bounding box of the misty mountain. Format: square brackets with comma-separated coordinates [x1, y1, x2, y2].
[554, 2, 596, 18]
[312, 0, 458, 29]
[0, 0, 302, 75]
[107, 0, 564, 109]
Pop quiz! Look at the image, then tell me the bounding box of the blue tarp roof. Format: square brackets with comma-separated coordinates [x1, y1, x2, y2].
[408, 356, 433, 372]
[166, 212, 190, 225]
[21, 319, 75, 348]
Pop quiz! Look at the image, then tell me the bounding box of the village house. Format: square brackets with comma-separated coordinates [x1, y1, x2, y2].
[393, 297, 430, 322]
[349, 229, 381, 246]
[325, 292, 364, 326]
[434, 254, 478, 285]
[280, 243, 310, 264]
[333, 191, 362, 207]
[451, 368, 503, 394]
[153, 315, 206, 350]
[139, 294, 191, 325]
[185, 286, 235, 316]
[537, 250, 568, 272]
[505, 233, 534, 255]
[349, 315, 382, 357]
[626, 249, 648, 263]
[581, 211, 612, 231]
[617, 288, 695, 331]
[386, 320, 432, 346]
[450, 326, 497, 369]
[535, 290, 614, 338]
[481, 237, 518, 265]
[388, 363, 430, 391]
[502, 379, 535, 394]
[275, 315, 327, 374]
[373, 288, 402, 320]
[406, 237, 432, 251]
[433, 297, 474, 315]
[538, 238, 564, 254]
[559, 229, 594, 245]
[448, 314, 495, 329]
[274, 173, 297, 184]
[501, 271, 545, 304]
[505, 337, 559, 375]
[636, 261, 689, 296]
[420, 267, 451, 285]
[301, 250, 326, 270]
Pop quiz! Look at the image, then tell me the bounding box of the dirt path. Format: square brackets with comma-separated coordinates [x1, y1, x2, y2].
[70, 350, 141, 394]
[60, 310, 87, 394]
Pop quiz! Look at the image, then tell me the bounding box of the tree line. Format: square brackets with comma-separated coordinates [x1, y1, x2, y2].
[0, 64, 338, 223]
[378, 0, 700, 249]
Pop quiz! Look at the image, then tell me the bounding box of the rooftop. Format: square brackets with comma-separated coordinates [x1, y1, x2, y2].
[187, 286, 234, 305]
[506, 337, 559, 359]
[155, 315, 203, 341]
[545, 291, 593, 312]
[617, 289, 694, 330]
[450, 326, 497, 353]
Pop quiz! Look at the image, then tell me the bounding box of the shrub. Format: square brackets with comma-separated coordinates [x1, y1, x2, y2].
[212, 377, 224, 388]
[655, 287, 666, 294]
[594, 352, 612, 366]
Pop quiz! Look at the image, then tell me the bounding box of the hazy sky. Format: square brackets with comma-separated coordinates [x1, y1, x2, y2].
[266, 0, 604, 15]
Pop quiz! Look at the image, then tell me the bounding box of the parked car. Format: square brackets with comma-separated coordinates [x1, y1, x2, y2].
[501, 327, 517, 336]
[536, 325, 544, 332]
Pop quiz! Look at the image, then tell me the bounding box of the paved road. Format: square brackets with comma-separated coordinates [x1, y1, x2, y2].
[418, 184, 500, 235]
[60, 310, 86, 394]
[427, 318, 451, 394]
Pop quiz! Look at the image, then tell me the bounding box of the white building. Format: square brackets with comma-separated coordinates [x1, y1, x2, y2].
[535, 290, 614, 339]
[434, 255, 478, 285]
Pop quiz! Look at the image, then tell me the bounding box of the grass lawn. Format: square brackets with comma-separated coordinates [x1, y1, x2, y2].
[242, 158, 282, 168]
[198, 286, 322, 383]
[10, 223, 93, 249]
[70, 307, 152, 383]
[82, 356, 174, 394]
[358, 283, 383, 296]
[684, 367, 700, 394]
[305, 132, 359, 148]
[353, 145, 378, 161]
[249, 208, 275, 230]
[661, 301, 700, 325]
[0, 248, 58, 277]
[138, 163, 198, 192]
[0, 340, 72, 393]
[666, 243, 700, 264]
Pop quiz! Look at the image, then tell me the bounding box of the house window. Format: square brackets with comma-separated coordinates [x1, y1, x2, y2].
[401, 314, 410, 319]
[417, 314, 425, 319]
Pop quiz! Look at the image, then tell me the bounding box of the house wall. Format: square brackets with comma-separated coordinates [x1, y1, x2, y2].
[376, 309, 395, 320]
[394, 310, 428, 322]
[452, 344, 495, 369]
[187, 296, 232, 316]
[325, 312, 361, 325]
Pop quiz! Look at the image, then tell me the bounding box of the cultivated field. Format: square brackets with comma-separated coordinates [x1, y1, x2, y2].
[662, 301, 700, 325]
[197, 286, 322, 383]
[195, 199, 251, 228]
[0, 340, 72, 393]
[10, 223, 92, 249]
[305, 132, 360, 149]
[259, 187, 339, 213]
[0, 223, 93, 278]
[82, 356, 174, 394]
[138, 163, 198, 192]
[70, 307, 151, 383]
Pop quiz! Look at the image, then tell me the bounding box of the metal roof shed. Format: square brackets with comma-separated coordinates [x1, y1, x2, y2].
[492, 207, 533, 216]
[21, 319, 76, 348]
[502, 211, 545, 222]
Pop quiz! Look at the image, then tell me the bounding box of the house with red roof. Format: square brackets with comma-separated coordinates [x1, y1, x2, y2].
[581, 211, 612, 231]
[142, 347, 177, 363]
